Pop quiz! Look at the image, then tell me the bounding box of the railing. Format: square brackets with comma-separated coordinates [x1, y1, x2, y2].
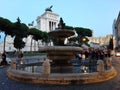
[15, 57, 112, 73]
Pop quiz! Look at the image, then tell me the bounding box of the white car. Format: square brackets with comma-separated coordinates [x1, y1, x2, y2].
[0, 57, 12, 64]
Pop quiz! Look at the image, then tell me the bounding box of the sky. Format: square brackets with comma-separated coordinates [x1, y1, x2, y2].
[0, 0, 120, 42]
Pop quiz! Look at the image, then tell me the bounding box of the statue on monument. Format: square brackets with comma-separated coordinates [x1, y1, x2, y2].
[58, 17, 65, 29]
[45, 5, 53, 12]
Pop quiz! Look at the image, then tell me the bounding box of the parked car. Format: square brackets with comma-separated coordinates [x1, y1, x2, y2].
[0, 57, 11, 64]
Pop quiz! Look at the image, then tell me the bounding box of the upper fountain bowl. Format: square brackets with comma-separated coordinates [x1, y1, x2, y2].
[49, 28, 75, 38]
[49, 17, 75, 46]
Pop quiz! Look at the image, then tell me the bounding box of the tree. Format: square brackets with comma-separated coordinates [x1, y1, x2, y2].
[74, 27, 92, 46]
[0, 17, 15, 65]
[65, 25, 74, 30]
[67, 26, 92, 46]
[13, 36, 25, 51]
[42, 31, 49, 45]
[13, 17, 28, 51]
[13, 17, 28, 38]
[74, 27, 92, 37]
[0, 17, 14, 52]
[28, 28, 43, 51]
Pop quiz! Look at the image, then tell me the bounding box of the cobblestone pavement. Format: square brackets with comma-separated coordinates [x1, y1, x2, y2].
[0, 56, 120, 90]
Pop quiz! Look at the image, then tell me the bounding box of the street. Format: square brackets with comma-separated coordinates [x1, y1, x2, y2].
[0, 56, 120, 90]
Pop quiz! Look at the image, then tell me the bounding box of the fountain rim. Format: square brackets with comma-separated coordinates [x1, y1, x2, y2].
[39, 46, 82, 52]
[7, 66, 117, 85]
[48, 29, 75, 38]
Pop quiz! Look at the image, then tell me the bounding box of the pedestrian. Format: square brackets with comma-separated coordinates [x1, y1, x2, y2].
[76, 52, 82, 60]
[17, 52, 23, 64]
[0, 52, 7, 66]
[108, 49, 111, 57]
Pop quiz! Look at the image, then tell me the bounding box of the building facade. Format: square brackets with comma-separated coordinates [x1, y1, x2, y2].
[112, 19, 117, 49]
[24, 8, 59, 51]
[88, 34, 113, 48]
[36, 10, 59, 32]
[115, 12, 120, 50]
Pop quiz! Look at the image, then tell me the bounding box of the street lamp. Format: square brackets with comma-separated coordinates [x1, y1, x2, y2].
[82, 38, 86, 42]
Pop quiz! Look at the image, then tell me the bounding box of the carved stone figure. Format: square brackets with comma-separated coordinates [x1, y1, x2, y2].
[58, 17, 65, 29]
[11, 60, 17, 69]
[42, 58, 51, 75]
[97, 60, 105, 75]
[45, 5, 53, 12]
[106, 57, 112, 67]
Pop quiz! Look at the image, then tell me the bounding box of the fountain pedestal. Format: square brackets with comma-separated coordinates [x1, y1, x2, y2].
[40, 46, 82, 68]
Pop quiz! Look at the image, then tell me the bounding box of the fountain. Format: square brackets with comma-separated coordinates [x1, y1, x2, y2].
[40, 18, 82, 68]
[7, 18, 117, 85]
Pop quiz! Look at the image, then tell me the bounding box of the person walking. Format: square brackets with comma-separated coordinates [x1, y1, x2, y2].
[17, 52, 23, 64]
[0, 52, 7, 66]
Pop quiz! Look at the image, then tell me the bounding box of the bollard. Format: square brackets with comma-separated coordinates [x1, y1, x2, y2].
[10, 60, 17, 69]
[106, 57, 112, 68]
[42, 58, 51, 75]
[20, 59, 24, 64]
[97, 60, 105, 75]
[82, 54, 86, 60]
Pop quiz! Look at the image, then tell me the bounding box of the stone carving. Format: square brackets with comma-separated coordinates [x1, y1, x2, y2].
[45, 5, 53, 12]
[10, 60, 17, 69]
[42, 58, 51, 75]
[106, 57, 112, 67]
[58, 17, 65, 29]
[97, 60, 105, 75]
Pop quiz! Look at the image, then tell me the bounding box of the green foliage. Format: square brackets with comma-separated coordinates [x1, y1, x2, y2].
[0, 17, 16, 52]
[28, 28, 43, 41]
[12, 17, 28, 50]
[28, 28, 50, 43]
[13, 18, 28, 38]
[0, 17, 14, 36]
[0, 17, 10, 31]
[0, 17, 29, 51]
[13, 36, 25, 50]
[65, 25, 74, 30]
[74, 27, 92, 46]
[74, 27, 92, 37]
[67, 26, 92, 46]
[42, 31, 50, 43]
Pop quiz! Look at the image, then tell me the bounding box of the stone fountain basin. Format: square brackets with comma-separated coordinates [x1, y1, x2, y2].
[40, 46, 82, 51]
[39, 46, 82, 66]
[48, 29, 75, 38]
[7, 66, 117, 85]
[39, 46, 82, 61]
